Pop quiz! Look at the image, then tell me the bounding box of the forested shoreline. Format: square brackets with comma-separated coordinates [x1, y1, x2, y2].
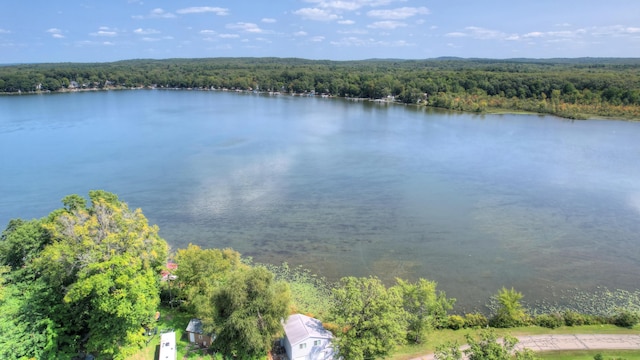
[2, 57, 640, 120]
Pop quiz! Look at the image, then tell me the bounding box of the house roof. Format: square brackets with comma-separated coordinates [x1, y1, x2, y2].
[284, 314, 333, 346]
[186, 318, 204, 334]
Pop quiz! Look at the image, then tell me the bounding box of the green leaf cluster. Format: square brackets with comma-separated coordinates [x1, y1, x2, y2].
[0, 191, 168, 359]
[210, 266, 291, 359]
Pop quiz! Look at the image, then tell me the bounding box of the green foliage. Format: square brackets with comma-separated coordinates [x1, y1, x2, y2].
[535, 313, 564, 329]
[464, 330, 538, 360]
[210, 266, 291, 359]
[0, 191, 169, 359]
[174, 244, 245, 317]
[448, 315, 465, 330]
[611, 309, 640, 328]
[490, 287, 530, 328]
[330, 276, 407, 360]
[394, 278, 455, 343]
[564, 310, 587, 326]
[0, 218, 51, 272]
[3, 58, 640, 119]
[434, 341, 462, 360]
[464, 312, 489, 329]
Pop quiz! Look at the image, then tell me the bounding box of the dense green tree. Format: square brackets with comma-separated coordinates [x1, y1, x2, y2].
[0, 218, 51, 272]
[0, 191, 169, 359]
[490, 287, 529, 328]
[394, 278, 455, 343]
[330, 276, 407, 360]
[210, 266, 291, 359]
[174, 244, 246, 317]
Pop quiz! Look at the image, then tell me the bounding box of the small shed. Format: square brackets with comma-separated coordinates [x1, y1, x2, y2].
[185, 318, 215, 348]
[283, 314, 334, 360]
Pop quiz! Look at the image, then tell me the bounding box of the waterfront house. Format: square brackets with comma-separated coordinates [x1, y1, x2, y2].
[283, 314, 334, 360]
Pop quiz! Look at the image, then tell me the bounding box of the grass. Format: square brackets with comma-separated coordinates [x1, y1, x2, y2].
[128, 306, 639, 360]
[390, 325, 640, 360]
[127, 305, 218, 360]
[538, 350, 640, 360]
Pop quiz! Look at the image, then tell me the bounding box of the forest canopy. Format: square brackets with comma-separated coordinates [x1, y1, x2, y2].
[1, 57, 640, 119]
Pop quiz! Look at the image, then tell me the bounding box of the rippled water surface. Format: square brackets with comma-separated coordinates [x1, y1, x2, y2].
[2, 90, 640, 310]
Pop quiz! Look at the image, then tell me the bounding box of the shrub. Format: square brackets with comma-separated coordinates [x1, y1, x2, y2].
[464, 312, 488, 328]
[489, 287, 529, 328]
[535, 313, 564, 329]
[612, 309, 640, 328]
[563, 310, 586, 326]
[448, 315, 465, 330]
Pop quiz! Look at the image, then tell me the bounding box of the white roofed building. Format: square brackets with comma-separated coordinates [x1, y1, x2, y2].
[283, 314, 335, 360]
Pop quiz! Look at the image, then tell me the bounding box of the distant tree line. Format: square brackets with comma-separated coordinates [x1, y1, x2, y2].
[1, 57, 640, 119]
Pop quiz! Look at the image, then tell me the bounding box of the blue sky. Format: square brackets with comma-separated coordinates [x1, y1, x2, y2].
[1, 0, 640, 63]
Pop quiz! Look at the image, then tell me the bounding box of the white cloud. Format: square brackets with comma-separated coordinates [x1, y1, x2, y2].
[176, 7, 229, 15]
[294, 31, 308, 36]
[226, 22, 265, 33]
[311, 36, 325, 42]
[337, 28, 368, 35]
[200, 30, 217, 34]
[304, 0, 401, 11]
[134, 28, 160, 35]
[523, 31, 544, 38]
[262, 18, 277, 23]
[103, 41, 115, 46]
[465, 26, 505, 40]
[330, 36, 412, 47]
[368, 21, 407, 29]
[142, 36, 173, 42]
[294, 8, 341, 21]
[444, 32, 466, 38]
[133, 8, 175, 19]
[338, 20, 355, 25]
[367, 6, 429, 19]
[219, 34, 239, 38]
[90, 27, 119, 37]
[591, 25, 640, 37]
[46, 28, 64, 38]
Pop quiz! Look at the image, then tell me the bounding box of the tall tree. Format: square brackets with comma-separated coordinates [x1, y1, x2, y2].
[0, 191, 169, 359]
[174, 244, 246, 318]
[394, 278, 455, 343]
[330, 276, 407, 360]
[211, 266, 291, 358]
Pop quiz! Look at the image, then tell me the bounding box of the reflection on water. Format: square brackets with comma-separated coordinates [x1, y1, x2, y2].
[2, 90, 640, 311]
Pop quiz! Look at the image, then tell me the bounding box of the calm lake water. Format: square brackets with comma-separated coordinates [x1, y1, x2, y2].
[2, 90, 640, 311]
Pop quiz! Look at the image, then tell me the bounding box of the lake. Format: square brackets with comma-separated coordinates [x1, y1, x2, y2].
[1, 90, 639, 311]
